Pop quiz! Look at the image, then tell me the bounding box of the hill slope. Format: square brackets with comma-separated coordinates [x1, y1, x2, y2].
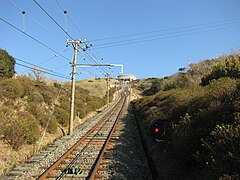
[0, 76, 109, 175]
[132, 53, 240, 179]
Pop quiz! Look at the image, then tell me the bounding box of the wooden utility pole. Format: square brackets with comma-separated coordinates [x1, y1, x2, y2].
[106, 73, 110, 107]
[68, 40, 79, 136]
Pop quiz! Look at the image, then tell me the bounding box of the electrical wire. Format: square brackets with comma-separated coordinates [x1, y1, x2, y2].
[55, 0, 87, 39]
[0, 18, 71, 62]
[33, 0, 74, 40]
[8, 0, 66, 45]
[92, 17, 240, 42]
[15, 62, 71, 80]
[15, 57, 70, 78]
[37, 48, 71, 65]
[83, 51, 108, 74]
[54, 0, 108, 75]
[94, 19, 240, 47]
[53, 0, 112, 75]
[93, 22, 240, 49]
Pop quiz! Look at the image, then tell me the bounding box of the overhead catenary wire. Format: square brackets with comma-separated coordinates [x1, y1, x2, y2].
[92, 17, 240, 42]
[37, 48, 71, 66]
[15, 57, 70, 78]
[4, 1, 108, 80]
[54, 0, 111, 75]
[33, 0, 74, 40]
[94, 19, 240, 47]
[76, 54, 100, 78]
[16, 62, 71, 80]
[0, 18, 71, 62]
[8, 0, 66, 45]
[93, 21, 240, 49]
[83, 51, 108, 74]
[55, 0, 87, 39]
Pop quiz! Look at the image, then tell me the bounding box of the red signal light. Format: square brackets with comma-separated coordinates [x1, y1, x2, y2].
[154, 127, 159, 133]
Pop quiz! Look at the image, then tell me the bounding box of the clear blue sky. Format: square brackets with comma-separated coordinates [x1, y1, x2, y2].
[1, 0, 240, 81]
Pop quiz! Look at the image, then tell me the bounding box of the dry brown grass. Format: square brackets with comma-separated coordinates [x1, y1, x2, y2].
[75, 78, 117, 98]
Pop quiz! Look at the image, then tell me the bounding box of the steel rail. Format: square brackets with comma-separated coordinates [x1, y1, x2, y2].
[37, 94, 125, 180]
[88, 94, 127, 179]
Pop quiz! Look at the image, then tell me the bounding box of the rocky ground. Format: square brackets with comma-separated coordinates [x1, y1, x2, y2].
[105, 105, 152, 180]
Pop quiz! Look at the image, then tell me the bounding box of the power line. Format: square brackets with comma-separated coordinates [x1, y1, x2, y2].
[93, 22, 240, 49]
[33, 0, 74, 40]
[15, 57, 71, 79]
[55, 0, 87, 39]
[8, 0, 65, 45]
[54, 0, 108, 75]
[54, 0, 110, 72]
[15, 62, 71, 80]
[0, 18, 71, 62]
[92, 17, 240, 42]
[37, 48, 71, 65]
[83, 51, 108, 74]
[80, 66, 99, 77]
[94, 19, 240, 47]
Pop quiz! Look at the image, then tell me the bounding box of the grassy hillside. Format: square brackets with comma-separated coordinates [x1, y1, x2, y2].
[0, 75, 110, 175]
[65, 78, 117, 98]
[133, 54, 227, 96]
[132, 53, 240, 179]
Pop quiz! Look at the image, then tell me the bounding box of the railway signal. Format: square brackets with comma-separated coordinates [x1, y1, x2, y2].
[154, 126, 160, 133]
[152, 121, 163, 142]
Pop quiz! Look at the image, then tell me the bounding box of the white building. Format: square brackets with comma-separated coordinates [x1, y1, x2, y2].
[117, 74, 136, 81]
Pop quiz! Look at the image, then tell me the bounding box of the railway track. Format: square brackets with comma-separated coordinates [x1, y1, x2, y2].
[33, 91, 128, 179]
[2, 89, 152, 180]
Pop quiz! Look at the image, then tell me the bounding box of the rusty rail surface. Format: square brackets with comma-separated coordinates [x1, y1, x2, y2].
[88, 93, 127, 179]
[36, 92, 127, 179]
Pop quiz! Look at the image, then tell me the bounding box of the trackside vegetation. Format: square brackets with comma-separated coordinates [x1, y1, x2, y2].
[0, 50, 116, 175]
[0, 77, 107, 150]
[132, 54, 240, 179]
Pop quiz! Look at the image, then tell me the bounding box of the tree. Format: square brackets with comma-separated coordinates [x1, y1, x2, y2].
[178, 67, 186, 72]
[201, 55, 240, 86]
[31, 66, 45, 83]
[0, 49, 16, 78]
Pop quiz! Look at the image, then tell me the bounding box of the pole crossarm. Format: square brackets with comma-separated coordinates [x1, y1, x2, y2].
[76, 63, 124, 74]
[76, 64, 114, 67]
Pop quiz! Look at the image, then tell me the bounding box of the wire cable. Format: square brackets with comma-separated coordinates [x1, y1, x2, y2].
[33, 0, 74, 40]
[55, 0, 87, 39]
[0, 18, 71, 62]
[93, 22, 240, 49]
[15, 57, 70, 78]
[92, 17, 240, 42]
[83, 51, 108, 74]
[15, 62, 71, 80]
[54, 0, 108, 75]
[94, 19, 240, 47]
[37, 48, 71, 65]
[8, 0, 66, 45]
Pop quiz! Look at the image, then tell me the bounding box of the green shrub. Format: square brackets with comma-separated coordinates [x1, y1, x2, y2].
[201, 119, 240, 178]
[38, 111, 58, 134]
[1, 111, 40, 150]
[0, 78, 24, 99]
[20, 79, 34, 95]
[27, 102, 45, 116]
[28, 91, 44, 102]
[133, 77, 240, 179]
[201, 55, 240, 85]
[60, 96, 70, 111]
[54, 107, 69, 127]
[0, 49, 15, 78]
[53, 82, 62, 89]
[41, 90, 55, 105]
